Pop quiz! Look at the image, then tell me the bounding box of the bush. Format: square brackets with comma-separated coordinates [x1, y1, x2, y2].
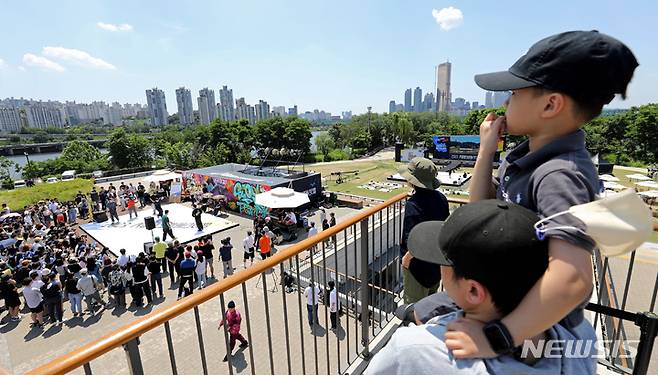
[327, 149, 348, 161]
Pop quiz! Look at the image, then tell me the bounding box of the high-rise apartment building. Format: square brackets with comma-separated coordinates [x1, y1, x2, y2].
[218, 85, 235, 122]
[272, 106, 287, 117]
[236, 98, 256, 125]
[254, 100, 270, 122]
[423, 93, 435, 112]
[25, 101, 65, 129]
[106, 102, 123, 126]
[389, 100, 396, 113]
[342, 111, 352, 121]
[197, 88, 217, 125]
[413, 87, 423, 112]
[288, 105, 298, 117]
[493, 91, 510, 108]
[175, 87, 194, 125]
[395, 104, 404, 112]
[145, 88, 168, 126]
[485, 91, 493, 108]
[0, 106, 22, 132]
[436, 62, 452, 112]
[404, 89, 412, 112]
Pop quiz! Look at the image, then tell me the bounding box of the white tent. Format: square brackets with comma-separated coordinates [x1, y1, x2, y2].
[627, 173, 651, 181]
[599, 174, 620, 182]
[603, 181, 626, 191]
[634, 181, 658, 191]
[143, 170, 182, 183]
[255, 187, 310, 209]
[637, 190, 658, 198]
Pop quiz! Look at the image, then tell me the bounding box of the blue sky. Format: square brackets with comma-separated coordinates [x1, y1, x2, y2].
[0, 0, 656, 114]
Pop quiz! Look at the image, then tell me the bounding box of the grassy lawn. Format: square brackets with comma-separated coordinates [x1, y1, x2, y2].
[0, 179, 94, 209]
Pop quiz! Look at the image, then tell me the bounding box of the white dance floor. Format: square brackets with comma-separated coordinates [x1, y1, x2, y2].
[80, 203, 238, 257]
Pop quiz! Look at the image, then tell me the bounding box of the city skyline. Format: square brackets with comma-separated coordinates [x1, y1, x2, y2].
[0, 1, 656, 114]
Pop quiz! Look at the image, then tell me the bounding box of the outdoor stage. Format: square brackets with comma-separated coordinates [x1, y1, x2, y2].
[79, 203, 239, 257]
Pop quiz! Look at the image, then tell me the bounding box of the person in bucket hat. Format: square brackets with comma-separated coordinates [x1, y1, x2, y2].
[399, 157, 449, 304]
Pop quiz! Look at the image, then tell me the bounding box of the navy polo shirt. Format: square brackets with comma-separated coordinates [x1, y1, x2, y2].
[495, 130, 599, 252]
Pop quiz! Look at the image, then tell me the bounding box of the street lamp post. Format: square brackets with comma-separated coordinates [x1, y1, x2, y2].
[23, 151, 30, 165]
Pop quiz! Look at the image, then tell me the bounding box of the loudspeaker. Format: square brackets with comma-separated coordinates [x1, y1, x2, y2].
[144, 216, 156, 230]
[143, 242, 154, 254]
[93, 211, 108, 223]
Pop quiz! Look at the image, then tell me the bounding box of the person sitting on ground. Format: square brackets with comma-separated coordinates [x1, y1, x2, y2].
[366, 200, 596, 374]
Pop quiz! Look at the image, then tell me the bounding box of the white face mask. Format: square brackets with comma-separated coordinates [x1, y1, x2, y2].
[534, 189, 653, 257]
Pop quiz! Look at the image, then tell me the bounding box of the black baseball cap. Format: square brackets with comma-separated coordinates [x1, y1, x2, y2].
[407, 200, 547, 279]
[474, 30, 638, 104]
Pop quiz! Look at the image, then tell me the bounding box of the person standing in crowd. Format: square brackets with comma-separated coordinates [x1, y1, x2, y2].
[219, 238, 234, 278]
[106, 195, 120, 224]
[131, 255, 152, 307]
[304, 282, 320, 330]
[165, 242, 180, 288]
[321, 219, 330, 247]
[178, 252, 196, 299]
[127, 194, 138, 219]
[329, 212, 337, 246]
[319, 208, 326, 226]
[67, 202, 77, 224]
[152, 194, 164, 217]
[117, 249, 130, 271]
[0, 274, 21, 322]
[398, 157, 449, 304]
[328, 280, 339, 332]
[90, 187, 100, 210]
[64, 270, 83, 317]
[201, 236, 215, 279]
[77, 268, 106, 315]
[218, 300, 249, 362]
[41, 271, 63, 324]
[161, 210, 175, 241]
[147, 255, 164, 298]
[99, 187, 107, 211]
[258, 227, 272, 259]
[22, 273, 44, 328]
[242, 231, 255, 268]
[307, 222, 318, 257]
[152, 236, 167, 270]
[108, 265, 128, 308]
[192, 204, 203, 232]
[195, 251, 207, 289]
[137, 182, 146, 208]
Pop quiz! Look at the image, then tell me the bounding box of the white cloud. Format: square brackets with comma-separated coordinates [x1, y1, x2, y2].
[43, 46, 116, 70]
[18, 66, 26, 71]
[0, 58, 6, 69]
[97, 22, 133, 32]
[22, 53, 66, 73]
[432, 7, 464, 31]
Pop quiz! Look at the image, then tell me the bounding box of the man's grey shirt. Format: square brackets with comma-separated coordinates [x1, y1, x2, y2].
[366, 310, 597, 375]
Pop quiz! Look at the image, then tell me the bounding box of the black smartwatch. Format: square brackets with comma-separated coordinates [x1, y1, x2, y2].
[483, 320, 516, 355]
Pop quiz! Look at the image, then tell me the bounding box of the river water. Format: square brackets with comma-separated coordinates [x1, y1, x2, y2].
[6, 132, 327, 179]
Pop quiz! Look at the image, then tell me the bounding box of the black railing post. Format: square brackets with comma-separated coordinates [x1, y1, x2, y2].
[632, 311, 658, 375]
[123, 337, 144, 375]
[360, 217, 371, 359]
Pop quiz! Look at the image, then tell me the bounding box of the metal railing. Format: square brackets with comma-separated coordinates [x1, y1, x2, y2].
[26, 194, 657, 375]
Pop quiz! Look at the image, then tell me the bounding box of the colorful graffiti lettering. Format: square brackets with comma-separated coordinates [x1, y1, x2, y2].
[182, 172, 271, 217]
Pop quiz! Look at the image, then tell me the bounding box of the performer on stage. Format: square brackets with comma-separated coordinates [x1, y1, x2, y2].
[192, 204, 203, 232]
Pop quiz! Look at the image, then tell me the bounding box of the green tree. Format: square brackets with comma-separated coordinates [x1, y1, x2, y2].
[0, 156, 14, 188]
[106, 128, 152, 169]
[314, 133, 334, 161]
[328, 124, 343, 148]
[61, 140, 103, 164]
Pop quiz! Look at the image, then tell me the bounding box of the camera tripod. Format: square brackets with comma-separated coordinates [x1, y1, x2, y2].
[256, 267, 279, 292]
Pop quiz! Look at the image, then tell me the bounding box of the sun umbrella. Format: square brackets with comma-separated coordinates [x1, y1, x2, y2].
[255, 187, 310, 209]
[0, 213, 21, 222]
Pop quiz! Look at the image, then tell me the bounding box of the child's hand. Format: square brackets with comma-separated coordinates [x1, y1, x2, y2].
[478, 113, 506, 156]
[445, 317, 496, 359]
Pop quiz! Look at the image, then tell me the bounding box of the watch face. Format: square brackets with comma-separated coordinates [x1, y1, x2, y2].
[484, 324, 512, 354]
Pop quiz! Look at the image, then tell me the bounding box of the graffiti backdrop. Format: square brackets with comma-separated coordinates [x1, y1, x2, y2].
[182, 172, 272, 217]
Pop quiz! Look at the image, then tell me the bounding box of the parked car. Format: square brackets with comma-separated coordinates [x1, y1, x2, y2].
[92, 170, 104, 179]
[13, 180, 26, 189]
[61, 170, 77, 181]
[46, 177, 59, 184]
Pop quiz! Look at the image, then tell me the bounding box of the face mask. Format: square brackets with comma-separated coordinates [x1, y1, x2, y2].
[534, 189, 653, 257]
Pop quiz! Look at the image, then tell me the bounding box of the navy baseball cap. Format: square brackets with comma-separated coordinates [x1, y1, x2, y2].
[475, 31, 638, 104]
[407, 200, 548, 280]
